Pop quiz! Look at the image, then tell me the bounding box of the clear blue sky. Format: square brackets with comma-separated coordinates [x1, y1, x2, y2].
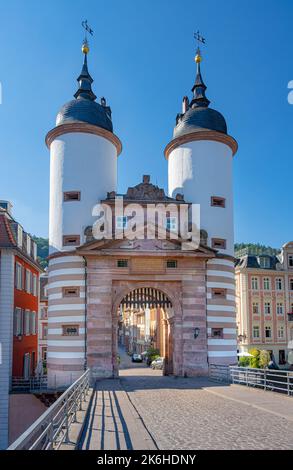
[0, 0, 292, 247]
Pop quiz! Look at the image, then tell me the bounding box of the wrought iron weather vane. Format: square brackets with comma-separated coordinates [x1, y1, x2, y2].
[194, 30, 206, 56]
[82, 19, 94, 42]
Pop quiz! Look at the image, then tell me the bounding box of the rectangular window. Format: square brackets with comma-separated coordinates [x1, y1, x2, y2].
[263, 278, 270, 290]
[166, 217, 177, 231]
[290, 279, 293, 291]
[117, 259, 128, 268]
[14, 308, 23, 336]
[40, 306, 48, 319]
[30, 311, 37, 335]
[25, 269, 31, 293]
[211, 288, 227, 299]
[265, 326, 272, 338]
[253, 326, 260, 338]
[166, 260, 177, 268]
[252, 302, 259, 315]
[211, 328, 223, 338]
[42, 324, 48, 339]
[63, 286, 80, 298]
[288, 255, 293, 268]
[259, 257, 270, 269]
[62, 324, 79, 336]
[278, 326, 284, 339]
[17, 224, 23, 248]
[15, 263, 23, 290]
[24, 310, 30, 335]
[63, 235, 80, 246]
[26, 235, 31, 255]
[211, 238, 226, 249]
[32, 274, 37, 296]
[116, 216, 128, 229]
[211, 196, 226, 208]
[251, 277, 258, 290]
[63, 191, 81, 202]
[276, 302, 284, 315]
[264, 302, 271, 315]
[275, 278, 283, 290]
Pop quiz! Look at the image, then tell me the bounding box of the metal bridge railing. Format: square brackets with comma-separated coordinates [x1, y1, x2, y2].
[230, 366, 293, 396]
[7, 369, 90, 450]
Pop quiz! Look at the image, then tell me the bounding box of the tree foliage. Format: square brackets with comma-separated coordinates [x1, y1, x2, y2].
[32, 236, 49, 269]
[249, 348, 260, 368]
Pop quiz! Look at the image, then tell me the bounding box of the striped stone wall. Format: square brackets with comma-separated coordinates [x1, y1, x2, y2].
[206, 257, 237, 364]
[47, 255, 86, 387]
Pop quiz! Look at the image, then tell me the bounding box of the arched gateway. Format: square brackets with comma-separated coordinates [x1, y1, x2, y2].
[115, 287, 174, 375]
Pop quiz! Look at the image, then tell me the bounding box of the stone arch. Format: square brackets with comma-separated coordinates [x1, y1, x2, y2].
[112, 282, 183, 376]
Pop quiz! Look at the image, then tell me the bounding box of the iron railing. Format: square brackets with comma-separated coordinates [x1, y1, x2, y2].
[230, 366, 293, 396]
[7, 369, 90, 450]
[209, 364, 231, 383]
[11, 376, 48, 393]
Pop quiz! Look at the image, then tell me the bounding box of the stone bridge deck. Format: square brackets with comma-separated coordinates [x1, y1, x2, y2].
[76, 356, 293, 450]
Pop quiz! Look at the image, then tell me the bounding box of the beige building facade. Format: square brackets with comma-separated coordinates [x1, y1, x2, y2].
[235, 242, 293, 366]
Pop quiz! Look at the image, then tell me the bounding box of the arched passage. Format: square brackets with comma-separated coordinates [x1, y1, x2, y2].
[116, 287, 174, 375]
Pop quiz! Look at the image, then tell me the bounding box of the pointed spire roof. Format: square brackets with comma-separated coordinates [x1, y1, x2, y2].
[74, 40, 97, 101]
[190, 48, 210, 108]
[172, 46, 227, 139]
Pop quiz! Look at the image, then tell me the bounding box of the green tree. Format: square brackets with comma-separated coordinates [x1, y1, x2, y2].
[32, 236, 49, 269]
[259, 350, 271, 368]
[249, 348, 260, 368]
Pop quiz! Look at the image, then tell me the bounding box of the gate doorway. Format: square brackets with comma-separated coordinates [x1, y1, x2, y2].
[117, 288, 174, 375]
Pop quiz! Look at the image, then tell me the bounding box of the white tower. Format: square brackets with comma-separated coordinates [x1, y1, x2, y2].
[46, 40, 122, 386]
[165, 47, 238, 365]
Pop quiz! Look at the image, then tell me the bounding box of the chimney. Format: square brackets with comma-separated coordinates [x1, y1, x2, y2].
[0, 200, 13, 216]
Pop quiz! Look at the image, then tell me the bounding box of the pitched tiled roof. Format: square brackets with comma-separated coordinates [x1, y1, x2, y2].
[0, 213, 16, 247]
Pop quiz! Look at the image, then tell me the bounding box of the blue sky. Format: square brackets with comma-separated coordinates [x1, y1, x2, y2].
[0, 0, 292, 247]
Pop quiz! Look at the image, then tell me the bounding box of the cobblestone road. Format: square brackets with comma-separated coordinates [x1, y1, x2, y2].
[119, 351, 293, 450]
[81, 350, 293, 450]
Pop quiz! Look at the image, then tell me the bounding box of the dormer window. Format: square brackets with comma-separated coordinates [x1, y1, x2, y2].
[288, 255, 293, 268]
[26, 235, 31, 254]
[116, 216, 128, 229]
[259, 256, 270, 269]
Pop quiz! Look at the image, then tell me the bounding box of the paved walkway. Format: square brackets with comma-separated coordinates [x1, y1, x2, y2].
[79, 350, 293, 450]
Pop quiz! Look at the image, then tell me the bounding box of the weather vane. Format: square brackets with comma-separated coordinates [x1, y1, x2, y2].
[194, 30, 206, 46]
[82, 20, 94, 41]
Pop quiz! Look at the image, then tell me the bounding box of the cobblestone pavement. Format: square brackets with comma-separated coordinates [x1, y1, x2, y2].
[80, 350, 293, 450]
[118, 351, 293, 450]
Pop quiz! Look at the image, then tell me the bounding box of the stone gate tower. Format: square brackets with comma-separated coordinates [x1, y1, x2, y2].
[46, 40, 122, 385]
[165, 47, 238, 365]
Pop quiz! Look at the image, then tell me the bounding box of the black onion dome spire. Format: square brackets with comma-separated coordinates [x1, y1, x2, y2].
[74, 49, 97, 101]
[173, 48, 227, 139]
[190, 49, 210, 108]
[56, 40, 113, 132]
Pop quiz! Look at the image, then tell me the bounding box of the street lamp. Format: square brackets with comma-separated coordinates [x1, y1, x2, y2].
[194, 327, 200, 339]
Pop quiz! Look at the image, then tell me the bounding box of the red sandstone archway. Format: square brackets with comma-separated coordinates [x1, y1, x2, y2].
[112, 287, 177, 376]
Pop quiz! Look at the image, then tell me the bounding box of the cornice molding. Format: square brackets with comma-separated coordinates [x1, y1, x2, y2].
[46, 122, 122, 156]
[164, 130, 238, 159]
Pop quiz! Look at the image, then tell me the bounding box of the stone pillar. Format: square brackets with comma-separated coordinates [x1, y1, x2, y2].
[181, 272, 209, 376]
[87, 265, 114, 379]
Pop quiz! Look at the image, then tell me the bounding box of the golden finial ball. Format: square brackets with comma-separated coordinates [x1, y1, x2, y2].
[82, 43, 89, 54]
[195, 54, 202, 63]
